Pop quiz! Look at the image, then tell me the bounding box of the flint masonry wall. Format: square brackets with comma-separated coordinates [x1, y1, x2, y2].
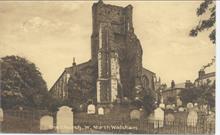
[91, 1, 143, 99]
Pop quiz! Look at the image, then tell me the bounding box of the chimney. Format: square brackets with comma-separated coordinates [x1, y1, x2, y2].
[198, 69, 205, 78]
[72, 57, 76, 66]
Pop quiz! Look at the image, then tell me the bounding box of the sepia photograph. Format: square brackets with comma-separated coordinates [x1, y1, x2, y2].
[0, 0, 216, 134]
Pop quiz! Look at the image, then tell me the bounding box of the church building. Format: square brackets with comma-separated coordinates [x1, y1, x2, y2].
[49, 0, 157, 108]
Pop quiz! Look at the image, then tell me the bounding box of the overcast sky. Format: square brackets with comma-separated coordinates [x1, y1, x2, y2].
[0, 1, 215, 89]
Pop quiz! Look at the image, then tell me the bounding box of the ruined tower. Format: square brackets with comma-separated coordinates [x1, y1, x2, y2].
[91, 1, 144, 104]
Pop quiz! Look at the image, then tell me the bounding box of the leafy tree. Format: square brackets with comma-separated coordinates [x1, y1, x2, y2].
[1, 55, 49, 109]
[67, 69, 96, 111]
[179, 82, 215, 109]
[167, 97, 176, 104]
[190, 0, 215, 44]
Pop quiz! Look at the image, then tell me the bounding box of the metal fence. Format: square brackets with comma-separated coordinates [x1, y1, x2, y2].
[0, 109, 215, 134]
[74, 114, 215, 134]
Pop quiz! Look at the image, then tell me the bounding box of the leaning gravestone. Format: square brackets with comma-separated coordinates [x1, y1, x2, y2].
[98, 107, 104, 115]
[165, 113, 175, 125]
[56, 106, 73, 133]
[87, 104, 95, 114]
[154, 107, 164, 128]
[40, 115, 54, 131]
[0, 108, 3, 122]
[187, 110, 198, 127]
[130, 110, 141, 120]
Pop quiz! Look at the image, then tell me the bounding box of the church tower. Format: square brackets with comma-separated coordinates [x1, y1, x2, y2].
[91, 0, 145, 105]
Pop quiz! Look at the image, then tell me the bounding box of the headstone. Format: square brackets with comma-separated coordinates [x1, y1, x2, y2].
[187, 110, 198, 127]
[178, 107, 185, 112]
[19, 106, 23, 111]
[176, 98, 182, 107]
[159, 103, 165, 109]
[165, 113, 175, 125]
[0, 108, 3, 122]
[154, 107, 164, 128]
[40, 115, 53, 131]
[172, 104, 176, 108]
[187, 103, 194, 110]
[194, 103, 198, 106]
[87, 104, 95, 114]
[56, 106, 73, 133]
[130, 110, 141, 120]
[207, 112, 215, 123]
[166, 104, 173, 110]
[98, 107, 104, 115]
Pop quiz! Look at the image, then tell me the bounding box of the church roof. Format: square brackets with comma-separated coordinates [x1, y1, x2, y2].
[142, 67, 155, 75]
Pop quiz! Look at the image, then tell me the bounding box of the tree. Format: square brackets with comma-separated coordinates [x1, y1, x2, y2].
[67, 69, 96, 111]
[190, 0, 215, 44]
[1, 55, 49, 109]
[179, 82, 215, 109]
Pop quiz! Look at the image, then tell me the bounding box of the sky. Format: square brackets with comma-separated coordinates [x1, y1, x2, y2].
[0, 0, 215, 89]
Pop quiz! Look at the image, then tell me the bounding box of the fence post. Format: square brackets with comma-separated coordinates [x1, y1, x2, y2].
[157, 120, 159, 133]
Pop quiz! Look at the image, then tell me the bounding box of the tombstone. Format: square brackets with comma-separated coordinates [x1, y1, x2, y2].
[194, 103, 198, 106]
[40, 115, 54, 131]
[0, 108, 3, 122]
[166, 104, 174, 110]
[207, 112, 215, 123]
[165, 113, 175, 125]
[176, 98, 182, 107]
[187, 110, 198, 127]
[98, 107, 104, 115]
[159, 103, 165, 109]
[172, 104, 176, 108]
[194, 103, 199, 111]
[187, 103, 194, 110]
[178, 107, 185, 112]
[154, 107, 164, 128]
[56, 106, 73, 133]
[130, 110, 141, 120]
[87, 104, 95, 114]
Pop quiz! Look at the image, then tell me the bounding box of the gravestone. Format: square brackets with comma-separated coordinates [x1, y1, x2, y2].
[187, 110, 198, 127]
[56, 106, 73, 133]
[207, 112, 215, 124]
[187, 103, 194, 110]
[165, 113, 175, 125]
[176, 97, 182, 107]
[178, 107, 185, 112]
[159, 103, 165, 109]
[87, 104, 95, 114]
[166, 104, 173, 110]
[40, 115, 53, 131]
[0, 108, 3, 122]
[130, 110, 141, 120]
[98, 107, 104, 115]
[154, 107, 164, 128]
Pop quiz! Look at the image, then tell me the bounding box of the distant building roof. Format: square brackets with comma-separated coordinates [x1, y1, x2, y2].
[195, 72, 215, 81]
[163, 82, 185, 92]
